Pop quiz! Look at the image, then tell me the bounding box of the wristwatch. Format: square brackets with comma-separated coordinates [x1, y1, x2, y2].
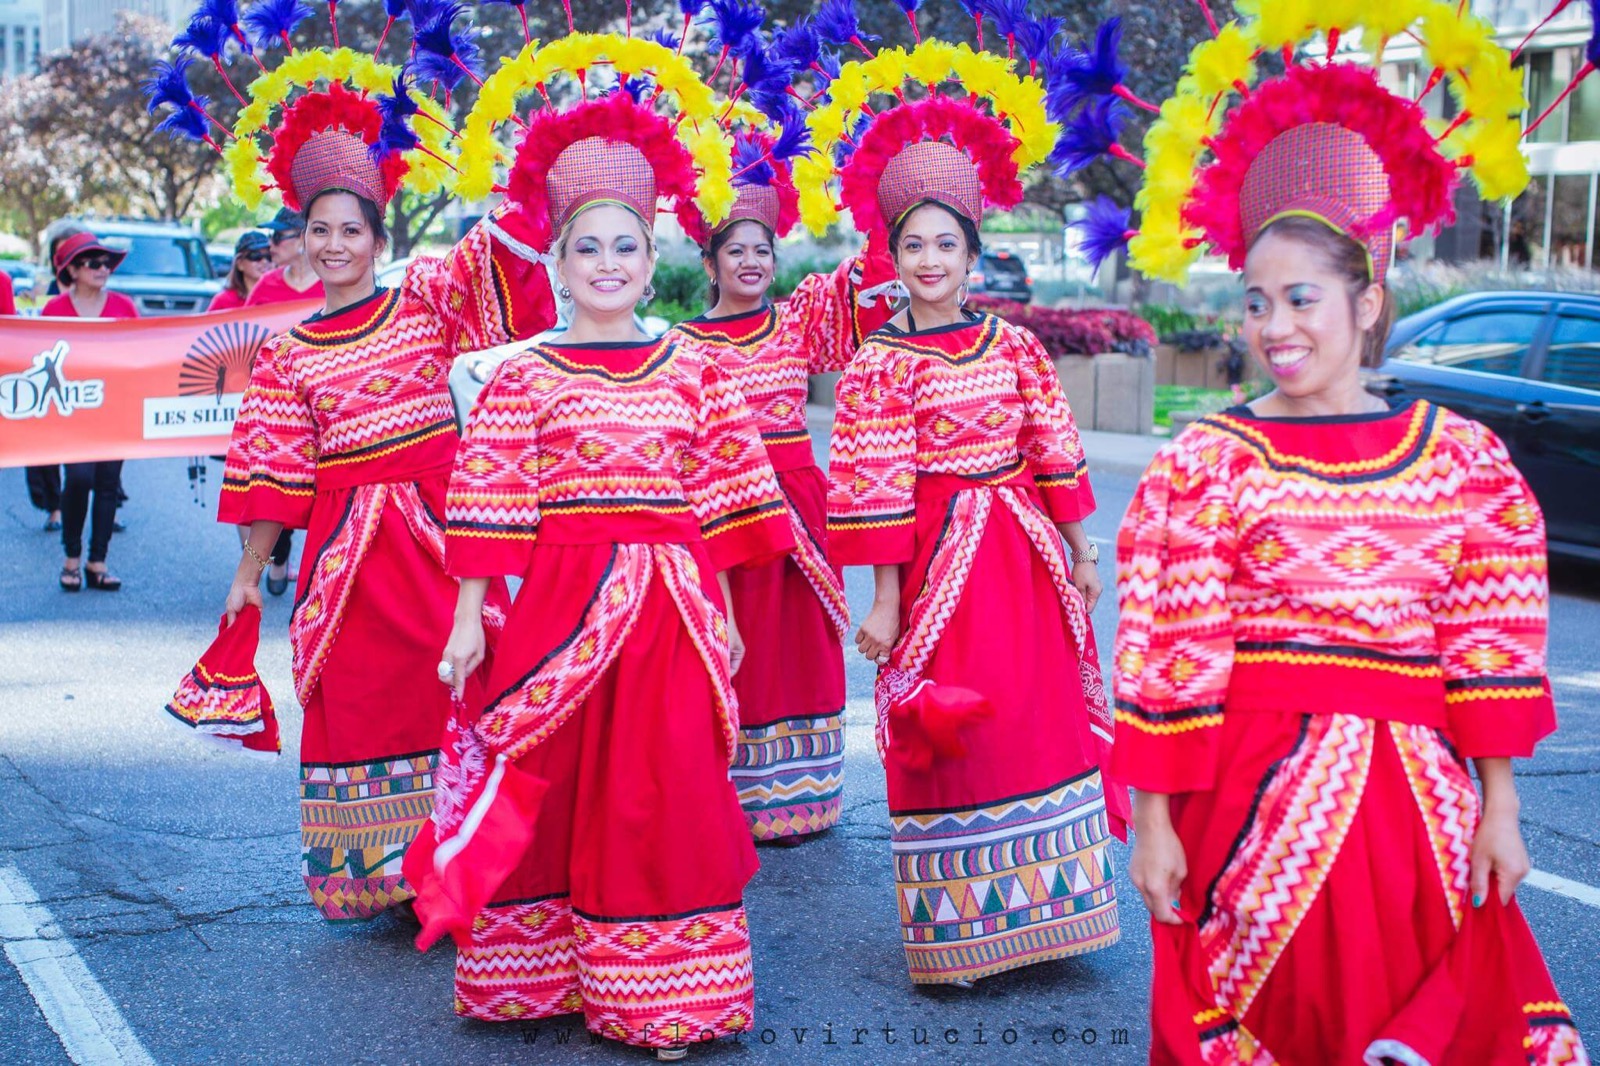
[1071, 543, 1099, 565]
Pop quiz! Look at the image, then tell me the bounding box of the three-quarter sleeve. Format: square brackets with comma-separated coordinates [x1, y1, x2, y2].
[826, 343, 917, 566]
[218, 339, 318, 529]
[1110, 435, 1239, 793]
[1011, 325, 1096, 523]
[445, 358, 542, 578]
[1433, 424, 1557, 757]
[681, 353, 794, 571]
[403, 201, 554, 355]
[771, 246, 897, 376]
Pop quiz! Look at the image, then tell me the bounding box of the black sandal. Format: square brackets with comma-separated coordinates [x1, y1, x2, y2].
[84, 567, 122, 592]
[59, 564, 82, 592]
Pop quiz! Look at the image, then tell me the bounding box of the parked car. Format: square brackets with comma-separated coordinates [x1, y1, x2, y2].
[1369, 290, 1600, 559]
[0, 259, 37, 299]
[969, 249, 1032, 304]
[51, 219, 221, 315]
[206, 242, 235, 278]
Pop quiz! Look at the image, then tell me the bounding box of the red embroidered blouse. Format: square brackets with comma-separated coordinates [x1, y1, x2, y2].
[826, 313, 1096, 565]
[1111, 401, 1558, 793]
[218, 205, 548, 527]
[445, 334, 795, 577]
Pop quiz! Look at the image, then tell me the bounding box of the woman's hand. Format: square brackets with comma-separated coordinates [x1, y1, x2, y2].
[726, 612, 746, 676]
[1072, 560, 1102, 613]
[855, 600, 900, 666]
[1470, 804, 1531, 907]
[225, 576, 263, 626]
[1130, 792, 1187, 925]
[441, 615, 486, 700]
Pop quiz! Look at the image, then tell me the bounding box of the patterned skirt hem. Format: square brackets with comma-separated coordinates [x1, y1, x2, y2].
[905, 920, 1122, 985]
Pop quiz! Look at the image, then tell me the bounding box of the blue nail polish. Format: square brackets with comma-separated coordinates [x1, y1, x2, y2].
[1170, 900, 1181, 910]
[1472, 894, 1482, 908]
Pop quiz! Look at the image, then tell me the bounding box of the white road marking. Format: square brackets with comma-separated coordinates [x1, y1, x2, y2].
[0, 866, 157, 1066]
[1552, 671, 1600, 694]
[1525, 868, 1600, 911]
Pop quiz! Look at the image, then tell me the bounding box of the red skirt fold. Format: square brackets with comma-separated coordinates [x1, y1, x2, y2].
[452, 541, 758, 1047]
[1149, 711, 1586, 1065]
[727, 464, 847, 840]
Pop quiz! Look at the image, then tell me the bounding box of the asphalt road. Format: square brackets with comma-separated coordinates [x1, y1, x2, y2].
[1, 454, 1596, 1066]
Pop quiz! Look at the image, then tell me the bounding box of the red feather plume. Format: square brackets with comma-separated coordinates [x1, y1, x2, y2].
[1185, 63, 1458, 270]
[508, 91, 699, 246]
[840, 95, 1023, 249]
[265, 82, 406, 211]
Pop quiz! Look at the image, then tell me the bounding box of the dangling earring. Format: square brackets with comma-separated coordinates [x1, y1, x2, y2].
[557, 284, 571, 301]
[958, 280, 970, 306]
[641, 282, 657, 304]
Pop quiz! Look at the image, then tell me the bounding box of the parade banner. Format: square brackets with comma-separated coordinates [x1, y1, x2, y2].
[0, 302, 318, 467]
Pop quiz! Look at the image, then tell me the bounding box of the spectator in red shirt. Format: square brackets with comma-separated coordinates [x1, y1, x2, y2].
[42, 233, 139, 320]
[43, 232, 139, 591]
[208, 231, 273, 311]
[0, 270, 15, 315]
[246, 208, 324, 307]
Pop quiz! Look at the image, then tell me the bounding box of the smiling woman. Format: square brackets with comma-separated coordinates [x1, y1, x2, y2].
[212, 80, 552, 928]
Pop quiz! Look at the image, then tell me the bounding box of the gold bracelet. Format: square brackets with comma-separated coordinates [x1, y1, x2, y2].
[242, 542, 269, 572]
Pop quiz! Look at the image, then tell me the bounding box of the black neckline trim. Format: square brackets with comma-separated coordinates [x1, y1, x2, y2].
[879, 308, 985, 338]
[1223, 398, 1417, 425]
[687, 303, 773, 325]
[543, 337, 663, 350]
[303, 286, 389, 324]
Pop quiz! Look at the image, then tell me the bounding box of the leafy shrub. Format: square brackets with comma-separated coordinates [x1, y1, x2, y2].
[967, 296, 1157, 357]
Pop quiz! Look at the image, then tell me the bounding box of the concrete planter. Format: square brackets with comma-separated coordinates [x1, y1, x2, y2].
[1092, 352, 1155, 435]
[1169, 410, 1206, 437]
[1052, 355, 1097, 428]
[808, 370, 843, 407]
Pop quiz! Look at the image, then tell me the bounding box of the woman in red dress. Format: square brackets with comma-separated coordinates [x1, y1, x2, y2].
[203, 81, 544, 919]
[207, 230, 274, 311]
[669, 126, 857, 845]
[812, 55, 1129, 986]
[42, 231, 140, 592]
[407, 45, 791, 1055]
[1079, 8, 1589, 1061]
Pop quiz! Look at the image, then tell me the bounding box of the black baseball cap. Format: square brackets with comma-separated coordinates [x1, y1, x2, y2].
[261, 208, 305, 237]
[234, 230, 271, 255]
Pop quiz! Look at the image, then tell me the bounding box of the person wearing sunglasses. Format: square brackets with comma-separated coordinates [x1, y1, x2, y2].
[208, 230, 274, 311]
[41, 231, 140, 592]
[245, 207, 324, 308]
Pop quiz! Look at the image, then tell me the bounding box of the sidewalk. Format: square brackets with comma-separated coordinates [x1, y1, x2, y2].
[806, 404, 1164, 478]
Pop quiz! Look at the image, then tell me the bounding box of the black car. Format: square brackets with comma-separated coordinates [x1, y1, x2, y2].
[970, 250, 1031, 303]
[1370, 290, 1600, 559]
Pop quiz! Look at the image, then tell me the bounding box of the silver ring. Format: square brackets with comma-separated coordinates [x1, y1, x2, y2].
[436, 660, 454, 683]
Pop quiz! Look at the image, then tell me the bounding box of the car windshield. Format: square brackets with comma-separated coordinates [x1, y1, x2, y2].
[984, 255, 1026, 277]
[98, 235, 212, 279]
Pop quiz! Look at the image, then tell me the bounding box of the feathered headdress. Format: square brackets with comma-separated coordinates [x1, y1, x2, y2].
[450, 11, 737, 320]
[669, 31, 812, 249]
[146, 0, 462, 211]
[1062, 1, 1534, 283]
[789, 30, 1063, 256]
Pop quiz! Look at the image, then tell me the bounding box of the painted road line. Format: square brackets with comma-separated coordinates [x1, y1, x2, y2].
[0, 866, 157, 1066]
[1525, 868, 1600, 911]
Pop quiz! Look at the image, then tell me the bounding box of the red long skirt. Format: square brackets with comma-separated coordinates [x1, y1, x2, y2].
[886, 488, 1120, 983]
[1149, 711, 1586, 1064]
[727, 464, 847, 840]
[453, 542, 758, 1049]
[298, 474, 499, 920]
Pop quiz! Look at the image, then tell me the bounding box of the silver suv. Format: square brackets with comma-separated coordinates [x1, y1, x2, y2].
[49, 218, 221, 316]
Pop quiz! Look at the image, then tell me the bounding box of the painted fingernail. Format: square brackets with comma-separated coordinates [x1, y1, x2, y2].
[1170, 900, 1181, 910]
[1472, 894, 1482, 908]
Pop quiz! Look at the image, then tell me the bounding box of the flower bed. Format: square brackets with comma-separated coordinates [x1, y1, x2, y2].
[966, 296, 1156, 358]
